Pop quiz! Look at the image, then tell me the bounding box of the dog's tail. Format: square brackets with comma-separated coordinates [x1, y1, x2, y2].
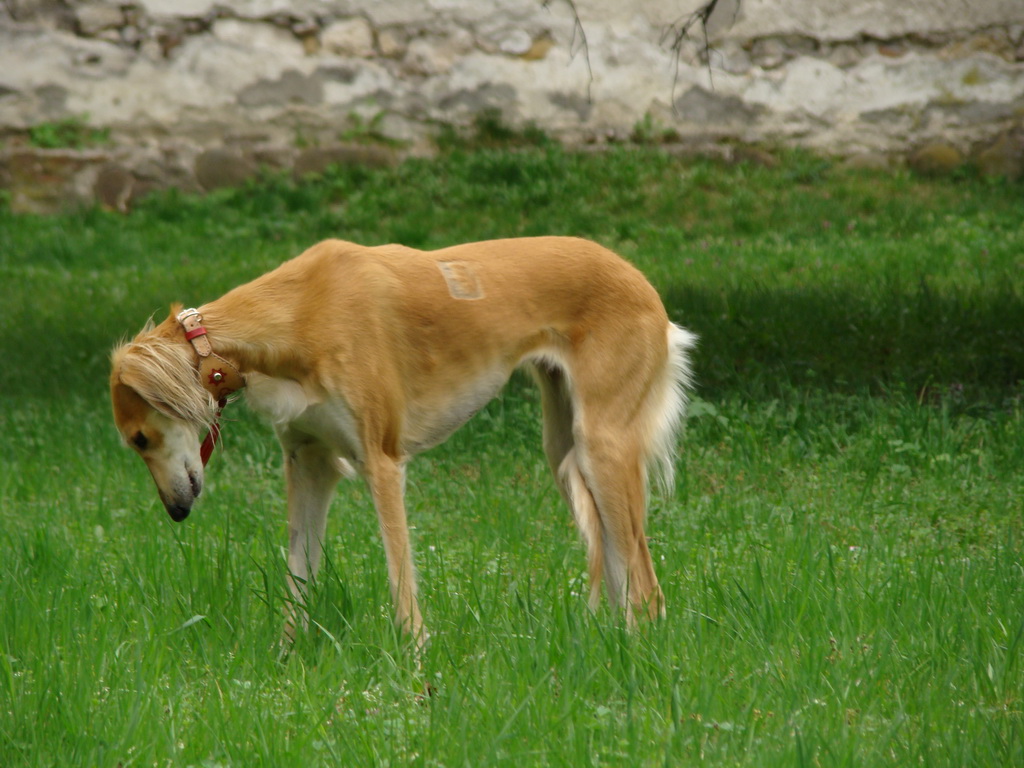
[644, 322, 697, 495]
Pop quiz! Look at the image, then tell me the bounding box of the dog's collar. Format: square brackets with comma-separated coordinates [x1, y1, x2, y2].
[176, 308, 246, 401]
[177, 308, 245, 467]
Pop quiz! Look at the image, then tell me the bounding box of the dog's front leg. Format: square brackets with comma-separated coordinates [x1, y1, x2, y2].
[282, 439, 343, 643]
[365, 452, 426, 648]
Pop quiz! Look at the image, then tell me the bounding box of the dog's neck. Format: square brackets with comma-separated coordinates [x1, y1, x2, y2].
[172, 249, 341, 384]
[176, 299, 307, 384]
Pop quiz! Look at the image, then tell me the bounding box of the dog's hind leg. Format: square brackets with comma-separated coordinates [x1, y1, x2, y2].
[282, 438, 344, 641]
[580, 435, 661, 623]
[559, 452, 606, 611]
[535, 356, 665, 621]
[532, 362, 605, 609]
[567, 321, 686, 624]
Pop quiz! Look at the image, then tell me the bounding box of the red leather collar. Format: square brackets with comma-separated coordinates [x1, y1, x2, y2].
[176, 307, 245, 466]
[176, 308, 246, 401]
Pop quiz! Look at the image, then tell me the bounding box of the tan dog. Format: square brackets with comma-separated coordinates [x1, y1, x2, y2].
[110, 237, 696, 644]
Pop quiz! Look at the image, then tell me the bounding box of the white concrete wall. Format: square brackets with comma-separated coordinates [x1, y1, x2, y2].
[2, 0, 1021, 151]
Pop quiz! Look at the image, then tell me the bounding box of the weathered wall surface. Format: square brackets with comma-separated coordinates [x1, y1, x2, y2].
[2, 0, 1022, 210]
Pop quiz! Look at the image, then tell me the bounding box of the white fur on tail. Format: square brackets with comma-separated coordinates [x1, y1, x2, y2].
[645, 323, 698, 495]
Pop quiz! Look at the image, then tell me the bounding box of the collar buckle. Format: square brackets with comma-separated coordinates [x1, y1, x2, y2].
[176, 308, 245, 400]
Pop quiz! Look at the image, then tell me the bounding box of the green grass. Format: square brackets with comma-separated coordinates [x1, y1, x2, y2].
[1, 147, 1022, 766]
[27, 114, 111, 149]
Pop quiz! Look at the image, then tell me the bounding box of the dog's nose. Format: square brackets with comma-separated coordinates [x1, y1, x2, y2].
[167, 504, 191, 522]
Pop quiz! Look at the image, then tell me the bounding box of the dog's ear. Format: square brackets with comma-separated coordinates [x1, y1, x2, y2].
[115, 371, 183, 421]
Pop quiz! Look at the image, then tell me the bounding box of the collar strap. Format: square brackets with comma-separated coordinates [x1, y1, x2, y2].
[176, 308, 246, 401]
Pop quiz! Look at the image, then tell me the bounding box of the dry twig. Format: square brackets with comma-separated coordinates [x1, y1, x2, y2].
[661, 0, 741, 108]
[542, 0, 594, 102]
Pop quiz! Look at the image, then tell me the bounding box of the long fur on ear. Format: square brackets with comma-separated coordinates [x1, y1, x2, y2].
[111, 334, 217, 430]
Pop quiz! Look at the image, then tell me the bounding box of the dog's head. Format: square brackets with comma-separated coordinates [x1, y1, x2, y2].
[110, 315, 218, 521]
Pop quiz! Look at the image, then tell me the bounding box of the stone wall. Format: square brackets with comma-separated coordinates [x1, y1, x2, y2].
[2, 0, 1023, 211]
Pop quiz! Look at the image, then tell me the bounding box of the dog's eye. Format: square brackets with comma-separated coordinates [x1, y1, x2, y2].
[132, 432, 148, 451]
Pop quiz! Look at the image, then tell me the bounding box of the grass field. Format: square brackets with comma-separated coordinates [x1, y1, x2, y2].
[1, 145, 1022, 766]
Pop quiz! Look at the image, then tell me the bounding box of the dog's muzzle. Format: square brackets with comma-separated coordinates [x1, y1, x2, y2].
[161, 469, 201, 522]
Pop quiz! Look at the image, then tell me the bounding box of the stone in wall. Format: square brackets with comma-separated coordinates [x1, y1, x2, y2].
[194, 148, 257, 191]
[93, 161, 135, 212]
[322, 18, 375, 58]
[974, 128, 1024, 179]
[5, 148, 111, 213]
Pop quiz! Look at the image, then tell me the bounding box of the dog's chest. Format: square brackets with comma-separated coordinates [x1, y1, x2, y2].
[246, 375, 362, 459]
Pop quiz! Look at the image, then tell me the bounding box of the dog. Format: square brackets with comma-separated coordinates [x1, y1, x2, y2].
[110, 237, 696, 644]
